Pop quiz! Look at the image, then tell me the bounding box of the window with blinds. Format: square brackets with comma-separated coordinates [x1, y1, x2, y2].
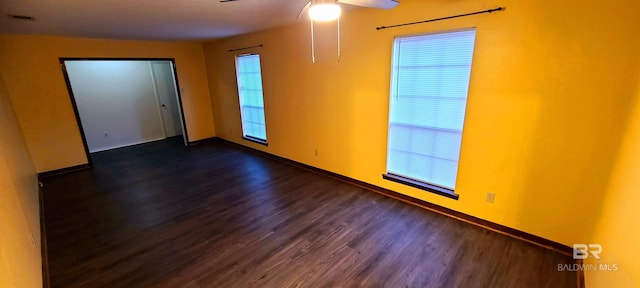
[385, 29, 476, 197]
[235, 54, 267, 144]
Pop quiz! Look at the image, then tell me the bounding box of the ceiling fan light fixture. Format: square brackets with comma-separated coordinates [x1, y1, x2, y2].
[309, 3, 341, 22]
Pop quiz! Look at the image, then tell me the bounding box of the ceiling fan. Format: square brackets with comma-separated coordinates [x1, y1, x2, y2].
[220, 0, 398, 9]
[221, 0, 399, 63]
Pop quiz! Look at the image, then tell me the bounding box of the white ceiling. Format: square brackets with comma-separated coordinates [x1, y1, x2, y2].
[0, 0, 317, 41]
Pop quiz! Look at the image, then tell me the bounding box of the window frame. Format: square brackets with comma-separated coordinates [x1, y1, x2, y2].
[382, 28, 477, 200]
[234, 53, 268, 146]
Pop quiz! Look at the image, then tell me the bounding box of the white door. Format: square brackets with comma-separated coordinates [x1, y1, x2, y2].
[151, 61, 183, 137]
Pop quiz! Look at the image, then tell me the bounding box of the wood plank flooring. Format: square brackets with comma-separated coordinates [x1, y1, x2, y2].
[41, 137, 577, 287]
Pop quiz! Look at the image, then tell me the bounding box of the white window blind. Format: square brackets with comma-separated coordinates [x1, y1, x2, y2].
[235, 54, 267, 142]
[386, 29, 476, 190]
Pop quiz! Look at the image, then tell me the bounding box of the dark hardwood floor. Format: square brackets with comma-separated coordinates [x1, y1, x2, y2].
[41, 137, 577, 288]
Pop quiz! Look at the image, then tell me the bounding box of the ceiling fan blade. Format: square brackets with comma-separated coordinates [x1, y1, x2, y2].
[296, 1, 312, 20]
[337, 0, 398, 9]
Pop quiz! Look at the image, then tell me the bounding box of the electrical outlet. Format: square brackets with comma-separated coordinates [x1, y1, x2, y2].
[104, 132, 109, 137]
[486, 192, 496, 203]
[314, 149, 319, 157]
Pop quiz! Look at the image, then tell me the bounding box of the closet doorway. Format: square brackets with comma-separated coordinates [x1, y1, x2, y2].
[61, 59, 188, 163]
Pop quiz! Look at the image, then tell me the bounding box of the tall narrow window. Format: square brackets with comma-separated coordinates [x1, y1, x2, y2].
[235, 54, 267, 144]
[384, 29, 476, 199]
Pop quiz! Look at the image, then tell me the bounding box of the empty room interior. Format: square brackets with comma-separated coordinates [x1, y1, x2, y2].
[0, 0, 638, 287]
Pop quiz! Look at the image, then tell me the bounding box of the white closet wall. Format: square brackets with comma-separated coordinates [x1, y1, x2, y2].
[66, 61, 165, 152]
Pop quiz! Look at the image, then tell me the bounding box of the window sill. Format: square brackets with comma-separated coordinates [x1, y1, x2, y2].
[382, 173, 459, 200]
[242, 136, 268, 146]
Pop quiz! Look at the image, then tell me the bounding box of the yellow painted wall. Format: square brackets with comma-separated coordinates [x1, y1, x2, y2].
[204, 0, 640, 246]
[0, 73, 41, 287]
[585, 74, 640, 286]
[0, 35, 215, 172]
